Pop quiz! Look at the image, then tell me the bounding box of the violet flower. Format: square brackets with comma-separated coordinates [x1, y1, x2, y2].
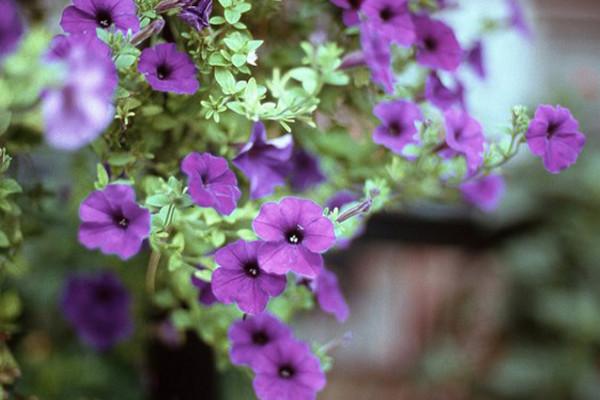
[252, 339, 326, 400]
[329, 0, 364, 26]
[413, 13, 463, 72]
[212, 240, 287, 315]
[253, 197, 336, 278]
[441, 109, 485, 174]
[138, 42, 199, 95]
[360, 22, 395, 94]
[424, 72, 465, 111]
[362, 0, 414, 47]
[232, 121, 293, 199]
[526, 105, 586, 173]
[191, 266, 217, 306]
[178, 0, 212, 32]
[507, 0, 532, 39]
[60, 0, 140, 35]
[228, 313, 294, 368]
[373, 100, 423, 155]
[313, 269, 349, 323]
[181, 152, 241, 215]
[466, 40, 486, 79]
[0, 0, 24, 63]
[460, 174, 505, 212]
[78, 184, 151, 260]
[289, 149, 326, 193]
[61, 270, 133, 351]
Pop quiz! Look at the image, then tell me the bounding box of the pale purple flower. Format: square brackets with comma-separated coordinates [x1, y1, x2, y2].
[362, 0, 414, 46]
[61, 270, 133, 351]
[228, 313, 294, 368]
[178, 0, 212, 31]
[330, 0, 364, 26]
[212, 240, 287, 314]
[424, 72, 465, 111]
[413, 14, 463, 72]
[191, 266, 217, 306]
[138, 43, 199, 95]
[232, 121, 293, 199]
[60, 0, 140, 35]
[526, 105, 585, 173]
[460, 174, 505, 212]
[466, 40, 485, 79]
[289, 149, 326, 192]
[252, 339, 326, 400]
[313, 269, 349, 323]
[360, 22, 395, 94]
[0, 0, 24, 63]
[507, 0, 532, 38]
[441, 109, 485, 174]
[373, 100, 422, 154]
[78, 184, 151, 260]
[253, 197, 336, 278]
[181, 152, 241, 215]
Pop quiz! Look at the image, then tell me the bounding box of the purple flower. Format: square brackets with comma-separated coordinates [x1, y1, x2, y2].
[60, 0, 140, 35]
[191, 266, 217, 306]
[507, 0, 532, 39]
[138, 43, 199, 95]
[232, 121, 293, 199]
[360, 22, 395, 94]
[330, 0, 364, 26]
[465, 40, 485, 79]
[253, 197, 336, 278]
[182, 152, 241, 215]
[78, 184, 151, 260]
[326, 191, 356, 211]
[413, 14, 463, 72]
[42, 34, 117, 151]
[526, 105, 586, 173]
[252, 339, 326, 400]
[460, 174, 505, 212]
[178, 0, 212, 31]
[289, 149, 326, 192]
[228, 313, 293, 368]
[313, 269, 349, 323]
[362, 0, 414, 47]
[0, 0, 24, 63]
[212, 240, 287, 314]
[441, 109, 485, 174]
[61, 270, 133, 351]
[373, 100, 422, 154]
[424, 72, 465, 111]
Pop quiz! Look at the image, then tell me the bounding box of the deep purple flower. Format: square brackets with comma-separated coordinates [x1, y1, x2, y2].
[232, 121, 293, 199]
[138, 43, 199, 95]
[182, 152, 241, 215]
[325, 191, 356, 211]
[178, 0, 212, 31]
[43, 34, 117, 151]
[252, 339, 326, 400]
[360, 22, 395, 94]
[253, 197, 336, 278]
[78, 184, 151, 260]
[460, 174, 505, 212]
[191, 267, 217, 306]
[330, 0, 364, 26]
[507, 0, 532, 38]
[424, 72, 465, 111]
[0, 0, 24, 63]
[61, 270, 133, 351]
[441, 109, 485, 174]
[373, 100, 422, 155]
[526, 105, 586, 173]
[413, 14, 463, 72]
[60, 0, 140, 35]
[313, 269, 349, 323]
[289, 149, 326, 192]
[212, 240, 287, 314]
[466, 40, 486, 79]
[228, 313, 294, 368]
[362, 0, 414, 46]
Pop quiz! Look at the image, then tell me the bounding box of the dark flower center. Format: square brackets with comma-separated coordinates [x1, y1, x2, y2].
[96, 9, 113, 28]
[349, 0, 362, 9]
[546, 122, 559, 139]
[286, 228, 304, 245]
[94, 287, 113, 302]
[424, 37, 437, 51]
[156, 64, 171, 80]
[244, 262, 260, 278]
[278, 365, 295, 379]
[114, 214, 129, 229]
[379, 6, 394, 22]
[251, 331, 269, 345]
[388, 122, 403, 136]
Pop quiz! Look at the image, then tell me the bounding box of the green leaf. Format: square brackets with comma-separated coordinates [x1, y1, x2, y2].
[214, 69, 236, 93]
[0, 230, 10, 247]
[0, 179, 22, 196]
[224, 9, 241, 24]
[0, 291, 22, 321]
[115, 54, 138, 70]
[231, 53, 246, 68]
[107, 152, 136, 167]
[209, 16, 226, 25]
[95, 163, 109, 189]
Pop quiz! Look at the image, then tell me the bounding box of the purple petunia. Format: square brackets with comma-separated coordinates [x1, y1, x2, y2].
[465, 40, 486, 79]
[178, 0, 212, 31]
[61, 270, 133, 351]
[182, 152, 241, 215]
[289, 149, 326, 193]
[212, 240, 287, 314]
[138, 43, 199, 95]
[228, 313, 294, 368]
[507, 0, 532, 39]
[253, 197, 336, 278]
[424, 72, 465, 111]
[78, 184, 151, 260]
[441, 109, 485, 174]
[60, 0, 140, 35]
[232, 121, 293, 199]
[329, 0, 364, 26]
[460, 174, 505, 212]
[373, 100, 422, 155]
[312, 269, 349, 323]
[252, 338, 326, 400]
[362, 0, 414, 47]
[191, 266, 217, 306]
[360, 22, 395, 94]
[413, 14, 463, 72]
[0, 0, 24, 63]
[43, 34, 117, 151]
[526, 105, 586, 173]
